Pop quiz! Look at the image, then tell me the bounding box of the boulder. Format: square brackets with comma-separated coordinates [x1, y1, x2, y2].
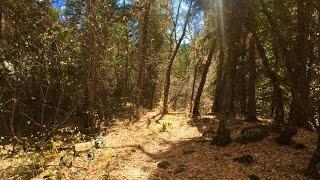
[157, 161, 171, 169]
[236, 125, 269, 144]
[174, 164, 188, 174]
[233, 155, 253, 165]
[248, 174, 260, 180]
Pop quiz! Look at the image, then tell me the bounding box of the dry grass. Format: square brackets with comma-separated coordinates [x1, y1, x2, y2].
[0, 110, 317, 179]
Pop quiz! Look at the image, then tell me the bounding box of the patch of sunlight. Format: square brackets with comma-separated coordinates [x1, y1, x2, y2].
[123, 167, 148, 179]
[153, 121, 173, 133]
[101, 148, 117, 158]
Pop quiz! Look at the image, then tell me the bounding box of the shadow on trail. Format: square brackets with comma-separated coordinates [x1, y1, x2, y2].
[138, 114, 311, 179]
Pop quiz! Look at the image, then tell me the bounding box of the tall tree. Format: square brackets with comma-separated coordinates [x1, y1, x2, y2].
[212, 47, 224, 113]
[244, 0, 258, 122]
[192, 40, 215, 117]
[219, 0, 243, 115]
[162, 0, 194, 114]
[136, 0, 151, 108]
[86, 0, 99, 126]
[192, 0, 216, 117]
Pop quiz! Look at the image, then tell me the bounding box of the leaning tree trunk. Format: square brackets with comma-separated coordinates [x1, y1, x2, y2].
[190, 59, 200, 113]
[192, 41, 215, 117]
[162, 0, 193, 114]
[259, 0, 310, 144]
[255, 34, 284, 125]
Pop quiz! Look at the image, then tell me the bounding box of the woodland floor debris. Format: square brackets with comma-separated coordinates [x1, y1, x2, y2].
[0, 110, 317, 179]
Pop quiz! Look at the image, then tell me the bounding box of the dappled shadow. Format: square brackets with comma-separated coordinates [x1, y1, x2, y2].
[188, 114, 245, 135]
[132, 113, 316, 179]
[142, 133, 314, 179]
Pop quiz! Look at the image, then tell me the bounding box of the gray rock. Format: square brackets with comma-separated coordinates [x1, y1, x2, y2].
[157, 161, 171, 169]
[233, 155, 253, 165]
[174, 164, 188, 174]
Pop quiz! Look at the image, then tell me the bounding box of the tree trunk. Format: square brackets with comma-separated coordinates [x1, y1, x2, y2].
[306, 133, 320, 178]
[192, 41, 215, 117]
[162, 0, 193, 114]
[246, 34, 257, 122]
[86, 0, 98, 126]
[219, 6, 241, 116]
[255, 33, 284, 125]
[259, 0, 311, 144]
[190, 59, 200, 113]
[136, 1, 150, 108]
[237, 40, 247, 115]
[212, 48, 224, 113]
[143, 64, 158, 109]
[0, 0, 3, 39]
[277, 0, 311, 144]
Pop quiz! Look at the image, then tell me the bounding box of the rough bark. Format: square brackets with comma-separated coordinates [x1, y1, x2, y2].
[0, 0, 3, 39]
[192, 41, 215, 117]
[190, 59, 201, 113]
[306, 133, 320, 178]
[136, 1, 150, 108]
[212, 48, 224, 113]
[259, 0, 311, 144]
[243, 0, 257, 122]
[255, 34, 284, 125]
[219, 0, 242, 115]
[238, 57, 247, 115]
[246, 34, 257, 122]
[86, 0, 98, 126]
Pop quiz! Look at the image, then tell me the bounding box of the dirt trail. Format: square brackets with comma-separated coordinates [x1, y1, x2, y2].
[1, 110, 316, 179]
[99, 110, 202, 179]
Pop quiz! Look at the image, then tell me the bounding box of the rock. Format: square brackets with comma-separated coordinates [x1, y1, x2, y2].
[236, 125, 269, 144]
[183, 149, 195, 155]
[248, 174, 260, 180]
[211, 120, 232, 147]
[201, 129, 216, 139]
[157, 161, 171, 169]
[95, 140, 103, 149]
[293, 143, 306, 149]
[233, 155, 253, 165]
[174, 164, 188, 174]
[211, 129, 232, 147]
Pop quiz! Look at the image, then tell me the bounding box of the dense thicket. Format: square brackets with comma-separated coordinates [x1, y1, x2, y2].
[0, 0, 319, 177]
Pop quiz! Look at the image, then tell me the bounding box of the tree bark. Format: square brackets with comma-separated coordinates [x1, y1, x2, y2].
[259, 0, 311, 144]
[0, 0, 3, 39]
[162, 0, 193, 114]
[190, 59, 200, 113]
[255, 34, 284, 125]
[192, 41, 215, 117]
[306, 133, 320, 178]
[136, 1, 150, 108]
[212, 48, 224, 113]
[237, 39, 247, 115]
[245, 33, 257, 122]
[86, 0, 98, 126]
[219, 0, 242, 115]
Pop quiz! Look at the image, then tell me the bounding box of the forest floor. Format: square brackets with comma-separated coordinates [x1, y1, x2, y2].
[0, 110, 318, 180]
